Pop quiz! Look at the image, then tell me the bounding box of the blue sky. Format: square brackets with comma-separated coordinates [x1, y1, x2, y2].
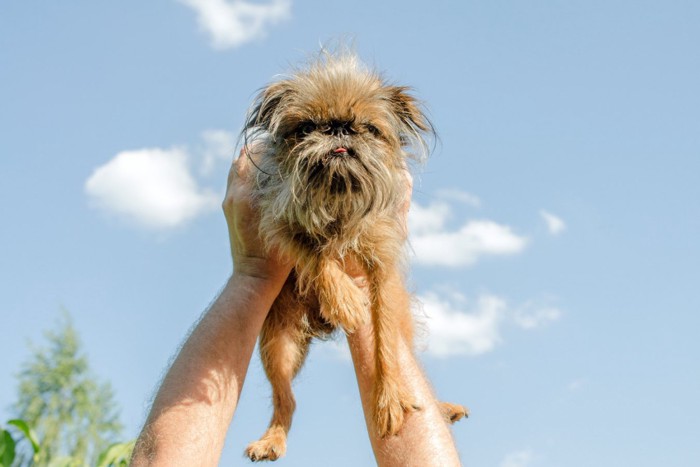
[2, 1, 699, 466]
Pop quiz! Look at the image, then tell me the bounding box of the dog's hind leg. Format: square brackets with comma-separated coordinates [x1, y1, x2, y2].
[245, 282, 312, 462]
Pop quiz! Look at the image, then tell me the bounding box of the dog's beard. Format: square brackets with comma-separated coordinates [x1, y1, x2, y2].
[256, 136, 404, 246]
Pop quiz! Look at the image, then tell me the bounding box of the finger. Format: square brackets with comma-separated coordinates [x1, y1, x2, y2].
[234, 149, 258, 208]
[404, 171, 414, 196]
[401, 171, 413, 212]
[226, 149, 244, 189]
[234, 149, 251, 179]
[400, 170, 413, 233]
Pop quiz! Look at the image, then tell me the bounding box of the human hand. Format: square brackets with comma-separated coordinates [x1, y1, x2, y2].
[222, 148, 292, 282]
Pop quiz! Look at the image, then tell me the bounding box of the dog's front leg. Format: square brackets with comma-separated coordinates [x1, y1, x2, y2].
[369, 266, 421, 437]
[316, 257, 370, 332]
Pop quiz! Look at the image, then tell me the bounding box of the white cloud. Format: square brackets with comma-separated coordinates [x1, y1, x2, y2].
[179, 0, 291, 49]
[419, 292, 507, 357]
[408, 201, 451, 235]
[417, 290, 563, 358]
[540, 209, 566, 236]
[513, 303, 562, 330]
[435, 188, 481, 207]
[408, 188, 480, 235]
[500, 449, 535, 467]
[409, 197, 527, 267]
[410, 214, 527, 268]
[85, 147, 219, 229]
[411, 220, 527, 267]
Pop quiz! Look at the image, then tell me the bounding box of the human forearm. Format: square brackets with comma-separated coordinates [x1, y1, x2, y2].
[131, 272, 286, 466]
[347, 327, 461, 467]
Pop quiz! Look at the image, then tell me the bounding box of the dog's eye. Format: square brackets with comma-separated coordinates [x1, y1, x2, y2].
[298, 121, 317, 135]
[365, 124, 381, 137]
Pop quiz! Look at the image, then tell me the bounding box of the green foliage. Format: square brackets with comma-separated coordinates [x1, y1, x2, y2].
[96, 441, 135, 467]
[6, 420, 40, 457]
[1, 429, 17, 467]
[1, 428, 17, 467]
[1, 419, 134, 467]
[12, 313, 123, 466]
[1, 419, 39, 467]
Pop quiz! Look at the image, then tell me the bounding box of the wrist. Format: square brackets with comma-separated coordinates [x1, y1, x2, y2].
[233, 255, 291, 284]
[228, 260, 291, 319]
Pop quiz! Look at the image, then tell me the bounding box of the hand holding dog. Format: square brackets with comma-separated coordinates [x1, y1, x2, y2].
[223, 149, 292, 283]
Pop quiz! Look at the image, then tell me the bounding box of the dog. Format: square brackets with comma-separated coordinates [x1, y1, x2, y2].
[241, 51, 466, 461]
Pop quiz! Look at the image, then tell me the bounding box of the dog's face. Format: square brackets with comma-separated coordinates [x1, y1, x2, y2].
[245, 55, 431, 243]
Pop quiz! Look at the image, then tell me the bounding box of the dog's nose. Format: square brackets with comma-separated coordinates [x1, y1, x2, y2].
[328, 120, 353, 137]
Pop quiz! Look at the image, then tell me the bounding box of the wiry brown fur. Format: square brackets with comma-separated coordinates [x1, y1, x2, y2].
[242, 52, 466, 462]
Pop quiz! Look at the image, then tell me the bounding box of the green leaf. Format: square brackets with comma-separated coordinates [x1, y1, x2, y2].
[1, 430, 16, 467]
[96, 440, 135, 467]
[7, 419, 41, 454]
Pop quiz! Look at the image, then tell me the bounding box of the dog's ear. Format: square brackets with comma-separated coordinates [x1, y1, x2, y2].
[245, 81, 294, 136]
[387, 86, 431, 135]
[386, 86, 433, 160]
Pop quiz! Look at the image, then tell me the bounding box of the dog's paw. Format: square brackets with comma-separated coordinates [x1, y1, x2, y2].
[439, 401, 469, 424]
[245, 427, 287, 462]
[374, 387, 421, 437]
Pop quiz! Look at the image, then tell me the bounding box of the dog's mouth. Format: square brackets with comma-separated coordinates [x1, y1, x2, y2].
[309, 146, 358, 173]
[328, 146, 355, 158]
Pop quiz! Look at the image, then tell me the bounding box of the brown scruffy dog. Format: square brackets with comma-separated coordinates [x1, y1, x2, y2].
[242, 52, 466, 462]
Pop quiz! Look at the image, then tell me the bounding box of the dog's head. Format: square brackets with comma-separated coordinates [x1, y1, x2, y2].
[244, 53, 432, 242]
